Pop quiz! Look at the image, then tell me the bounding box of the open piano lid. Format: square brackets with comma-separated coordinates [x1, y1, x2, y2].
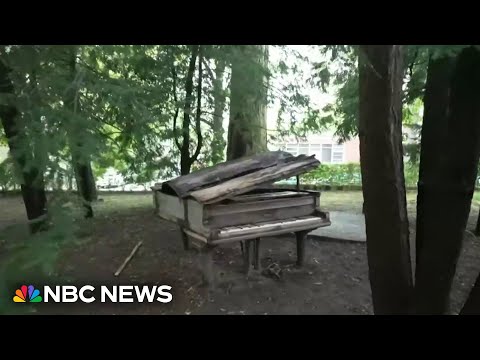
[157, 151, 321, 205]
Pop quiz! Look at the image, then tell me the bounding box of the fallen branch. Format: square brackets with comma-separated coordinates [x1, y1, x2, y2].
[114, 241, 143, 277]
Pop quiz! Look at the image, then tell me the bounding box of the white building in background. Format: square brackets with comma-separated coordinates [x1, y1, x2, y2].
[269, 132, 360, 164]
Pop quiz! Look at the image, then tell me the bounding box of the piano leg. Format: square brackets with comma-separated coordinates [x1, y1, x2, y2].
[295, 231, 308, 267]
[199, 244, 215, 289]
[253, 238, 261, 271]
[243, 240, 252, 276]
[181, 228, 189, 250]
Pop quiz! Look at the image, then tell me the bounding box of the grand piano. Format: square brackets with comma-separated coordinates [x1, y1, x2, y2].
[152, 151, 331, 282]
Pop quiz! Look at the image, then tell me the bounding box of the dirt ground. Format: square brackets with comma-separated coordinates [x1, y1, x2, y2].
[1, 191, 480, 315]
[40, 210, 373, 315]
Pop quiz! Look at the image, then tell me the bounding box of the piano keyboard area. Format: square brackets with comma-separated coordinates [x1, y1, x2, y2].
[214, 215, 330, 243]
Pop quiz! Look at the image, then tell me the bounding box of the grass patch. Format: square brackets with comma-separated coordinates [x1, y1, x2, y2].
[93, 193, 153, 216]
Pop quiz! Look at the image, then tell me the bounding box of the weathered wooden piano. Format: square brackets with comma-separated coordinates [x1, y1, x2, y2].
[152, 151, 331, 283]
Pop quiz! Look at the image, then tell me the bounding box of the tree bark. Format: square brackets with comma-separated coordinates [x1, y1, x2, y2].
[211, 59, 227, 164]
[476, 209, 480, 236]
[72, 159, 96, 217]
[180, 46, 199, 175]
[414, 55, 455, 277]
[418, 46, 480, 315]
[358, 45, 413, 314]
[0, 59, 47, 233]
[64, 45, 96, 218]
[227, 45, 268, 160]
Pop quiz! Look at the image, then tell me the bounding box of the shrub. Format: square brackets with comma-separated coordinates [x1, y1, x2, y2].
[285, 162, 422, 188]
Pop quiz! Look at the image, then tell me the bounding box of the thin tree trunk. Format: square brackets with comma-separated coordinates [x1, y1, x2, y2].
[189, 46, 204, 167]
[211, 59, 226, 164]
[227, 45, 268, 160]
[85, 164, 97, 200]
[0, 60, 47, 233]
[64, 45, 96, 217]
[72, 159, 95, 217]
[358, 45, 413, 314]
[180, 45, 199, 175]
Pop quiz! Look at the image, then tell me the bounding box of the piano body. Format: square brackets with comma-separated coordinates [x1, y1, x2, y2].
[152, 151, 331, 281]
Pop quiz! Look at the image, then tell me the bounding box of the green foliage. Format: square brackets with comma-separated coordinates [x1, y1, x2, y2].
[306, 46, 360, 142]
[403, 98, 423, 164]
[306, 45, 475, 144]
[0, 194, 78, 314]
[0, 157, 16, 192]
[298, 162, 421, 188]
[403, 46, 429, 104]
[268, 46, 323, 143]
[404, 163, 420, 187]
[301, 163, 362, 186]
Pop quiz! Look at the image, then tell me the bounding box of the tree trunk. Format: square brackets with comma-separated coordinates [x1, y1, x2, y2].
[211, 59, 227, 164]
[414, 55, 455, 277]
[227, 45, 268, 160]
[85, 164, 97, 200]
[476, 209, 480, 236]
[415, 46, 480, 315]
[358, 45, 413, 314]
[64, 45, 96, 217]
[412, 55, 457, 314]
[72, 158, 95, 217]
[180, 46, 199, 175]
[0, 60, 47, 233]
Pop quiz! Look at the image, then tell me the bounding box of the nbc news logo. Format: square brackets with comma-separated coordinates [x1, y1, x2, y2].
[13, 284, 173, 303]
[13, 285, 42, 303]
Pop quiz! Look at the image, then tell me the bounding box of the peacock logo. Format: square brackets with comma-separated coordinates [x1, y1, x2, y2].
[13, 285, 43, 303]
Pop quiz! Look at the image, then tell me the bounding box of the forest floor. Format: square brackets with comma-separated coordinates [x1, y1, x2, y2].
[1, 191, 480, 315]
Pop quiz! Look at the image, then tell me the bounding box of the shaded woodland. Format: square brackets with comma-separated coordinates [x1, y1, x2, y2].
[2, 44, 480, 314]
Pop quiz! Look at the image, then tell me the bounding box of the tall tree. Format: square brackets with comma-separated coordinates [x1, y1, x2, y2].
[211, 58, 227, 164]
[227, 45, 269, 160]
[173, 45, 204, 175]
[414, 55, 455, 270]
[0, 54, 47, 233]
[415, 46, 480, 314]
[64, 45, 97, 218]
[358, 45, 413, 314]
[412, 55, 455, 312]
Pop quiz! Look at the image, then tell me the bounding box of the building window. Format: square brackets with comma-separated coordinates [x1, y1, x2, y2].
[310, 144, 322, 157]
[298, 143, 309, 155]
[278, 142, 345, 164]
[285, 144, 298, 156]
[332, 144, 344, 163]
[321, 144, 332, 163]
